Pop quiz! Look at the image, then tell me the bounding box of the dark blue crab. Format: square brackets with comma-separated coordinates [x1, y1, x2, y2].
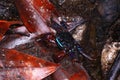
[50, 18, 93, 61]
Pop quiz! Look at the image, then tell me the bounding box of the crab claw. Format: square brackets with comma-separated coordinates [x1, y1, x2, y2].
[0, 48, 59, 80]
[0, 20, 22, 40]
